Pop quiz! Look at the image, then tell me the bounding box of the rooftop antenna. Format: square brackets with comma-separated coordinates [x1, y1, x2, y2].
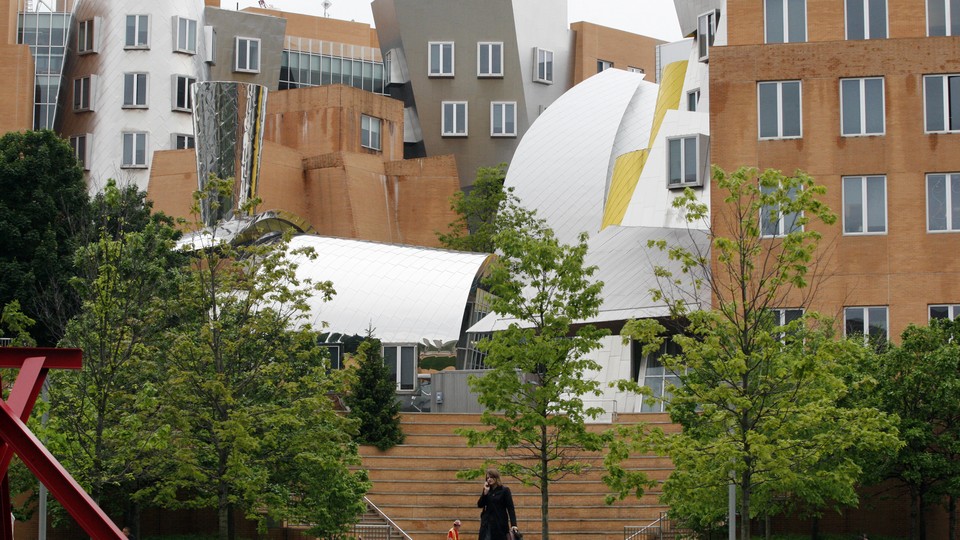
[322, 0, 332, 17]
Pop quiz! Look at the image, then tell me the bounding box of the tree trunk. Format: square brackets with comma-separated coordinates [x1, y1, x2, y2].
[909, 488, 919, 540]
[919, 488, 927, 540]
[540, 423, 549, 540]
[949, 494, 956, 540]
[739, 469, 751, 540]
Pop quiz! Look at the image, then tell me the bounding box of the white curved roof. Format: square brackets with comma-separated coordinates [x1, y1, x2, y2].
[505, 68, 658, 245]
[288, 236, 492, 344]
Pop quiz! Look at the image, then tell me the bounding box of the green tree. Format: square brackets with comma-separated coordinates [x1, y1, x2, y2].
[457, 205, 647, 540]
[345, 337, 405, 450]
[869, 318, 960, 540]
[49, 182, 183, 533]
[623, 166, 901, 538]
[437, 163, 508, 252]
[0, 130, 90, 345]
[153, 177, 366, 540]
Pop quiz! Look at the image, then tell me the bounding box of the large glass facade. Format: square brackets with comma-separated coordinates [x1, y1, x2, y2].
[279, 37, 385, 94]
[18, 12, 72, 130]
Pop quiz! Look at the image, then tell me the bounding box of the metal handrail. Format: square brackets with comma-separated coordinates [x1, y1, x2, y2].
[626, 513, 665, 540]
[364, 496, 414, 540]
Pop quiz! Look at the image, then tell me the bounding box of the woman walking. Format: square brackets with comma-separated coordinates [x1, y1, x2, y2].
[477, 468, 518, 540]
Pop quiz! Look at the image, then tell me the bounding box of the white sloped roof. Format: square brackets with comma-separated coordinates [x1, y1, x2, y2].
[288, 236, 492, 344]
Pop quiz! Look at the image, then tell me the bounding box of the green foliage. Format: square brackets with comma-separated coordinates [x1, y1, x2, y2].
[457, 205, 649, 540]
[346, 338, 405, 451]
[867, 318, 960, 538]
[149, 176, 366, 540]
[623, 166, 901, 539]
[0, 129, 90, 345]
[436, 163, 509, 252]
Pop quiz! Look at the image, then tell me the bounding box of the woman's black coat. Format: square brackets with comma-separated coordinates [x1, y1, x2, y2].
[477, 485, 517, 540]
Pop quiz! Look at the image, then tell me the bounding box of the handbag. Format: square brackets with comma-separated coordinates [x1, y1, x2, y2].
[508, 528, 523, 540]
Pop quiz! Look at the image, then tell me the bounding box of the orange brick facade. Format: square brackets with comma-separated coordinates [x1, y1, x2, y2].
[711, 0, 960, 342]
[571, 21, 663, 84]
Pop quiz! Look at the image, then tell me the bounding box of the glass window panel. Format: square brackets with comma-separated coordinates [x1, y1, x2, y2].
[442, 44, 452, 74]
[383, 347, 398, 382]
[844, 177, 863, 233]
[480, 44, 489, 74]
[931, 0, 947, 35]
[759, 83, 779, 138]
[782, 81, 802, 137]
[362, 61, 373, 91]
[684, 137, 697, 183]
[492, 44, 501, 74]
[929, 174, 948, 230]
[761, 185, 779, 236]
[320, 56, 331, 85]
[641, 377, 662, 412]
[868, 307, 887, 339]
[841, 79, 861, 135]
[865, 78, 884, 133]
[400, 346, 415, 390]
[847, 0, 865, 39]
[784, 185, 800, 232]
[444, 103, 454, 133]
[926, 76, 945, 131]
[493, 104, 503, 133]
[506, 103, 514, 134]
[951, 174, 960, 228]
[869, 0, 887, 37]
[124, 74, 134, 105]
[125, 16, 135, 46]
[788, 0, 807, 41]
[766, 0, 785, 42]
[668, 139, 682, 184]
[950, 75, 960, 130]
[952, 0, 960, 34]
[138, 17, 148, 46]
[456, 103, 466, 133]
[866, 176, 886, 232]
[123, 134, 133, 164]
[136, 74, 146, 105]
[845, 307, 865, 336]
[931, 305, 950, 319]
[330, 58, 341, 84]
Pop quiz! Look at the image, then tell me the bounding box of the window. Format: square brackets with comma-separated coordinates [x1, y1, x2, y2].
[928, 0, 960, 36]
[174, 16, 197, 54]
[491, 102, 516, 137]
[760, 183, 801, 237]
[846, 0, 888, 39]
[125, 15, 149, 49]
[172, 134, 194, 149]
[597, 59, 613, 72]
[758, 80, 802, 139]
[844, 306, 888, 343]
[78, 18, 98, 54]
[69, 134, 90, 170]
[765, 0, 807, 43]
[841, 77, 885, 136]
[667, 135, 707, 188]
[924, 74, 960, 132]
[235, 37, 260, 73]
[927, 173, 960, 231]
[534, 47, 553, 84]
[843, 175, 887, 234]
[429, 41, 454, 77]
[123, 73, 148, 108]
[477, 42, 502, 77]
[442, 101, 467, 136]
[73, 76, 93, 111]
[931, 304, 960, 320]
[771, 308, 804, 326]
[121, 132, 147, 168]
[361, 114, 381, 151]
[172, 75, 195, 112]
[698, 9, 720, 61]
[688, 89, 701, 112]
[320, 344, 344, 370]
[383, 344, 416, 391]
[631, 339, 683, 413]
[628, 66, 645, 74]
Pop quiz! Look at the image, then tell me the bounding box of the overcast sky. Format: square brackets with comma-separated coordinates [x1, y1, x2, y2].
[218, 0, 683, 42]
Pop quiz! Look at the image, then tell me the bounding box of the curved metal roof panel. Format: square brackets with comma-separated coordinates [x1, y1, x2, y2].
[288, 235, 493, 344]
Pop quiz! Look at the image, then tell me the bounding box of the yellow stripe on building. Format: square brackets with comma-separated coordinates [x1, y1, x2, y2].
[602, 60, 688, 229]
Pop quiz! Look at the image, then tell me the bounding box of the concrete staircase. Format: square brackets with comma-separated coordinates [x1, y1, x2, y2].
[358, 412, 677, 540]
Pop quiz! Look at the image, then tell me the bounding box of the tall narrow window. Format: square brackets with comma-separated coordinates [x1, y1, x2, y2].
[429, 41, 454, 77]
[73, 76, 92, 111]
[69, 134, 89, 170]
[698, 9, 719, 61]
[765, 0, 807, 43]
[361, 114, 381, 151]
[842, 175, 887, 234]
[123, 73, 148, 108]
[78, 18, 97, 54]
[121, 132, 147, 168]
[928, 0, 960, 36]
[534, 48, 554, 84]
[840, 77, 885, 136]
[477, 42, 503, 77]
[235, 37, 260, 73]
[442, 101, 468, 136]
[846, 0, 888, 39]
[688, 89, 701, 112]
[175, 16, 197, 54]
[844, 306, 888, 344]
[125, 15, 149, 49]
[924, 74, 960, 132]
[383, 344, 416, 391]
[632, 340, 684, 413]
[667, 135, 707, 188]
[758, 81, 802, 139]
[491, 102, 516, 137]
[927, 173, 960, 232]
[760, 183, 801, 237]
[172, 75, 196, 111]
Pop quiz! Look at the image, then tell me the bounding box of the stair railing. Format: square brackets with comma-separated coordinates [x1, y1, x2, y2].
[363, 496, 414, 540]
[624, 512, 665, 540]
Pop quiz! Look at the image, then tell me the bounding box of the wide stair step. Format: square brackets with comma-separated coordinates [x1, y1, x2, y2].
[358, 412, 675, 540]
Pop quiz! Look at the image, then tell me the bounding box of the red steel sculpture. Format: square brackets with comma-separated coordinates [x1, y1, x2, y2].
[0, 348, 124, 539]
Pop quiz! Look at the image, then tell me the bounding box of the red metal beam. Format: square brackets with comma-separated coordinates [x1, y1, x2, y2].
[0, 348, 81, 370]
